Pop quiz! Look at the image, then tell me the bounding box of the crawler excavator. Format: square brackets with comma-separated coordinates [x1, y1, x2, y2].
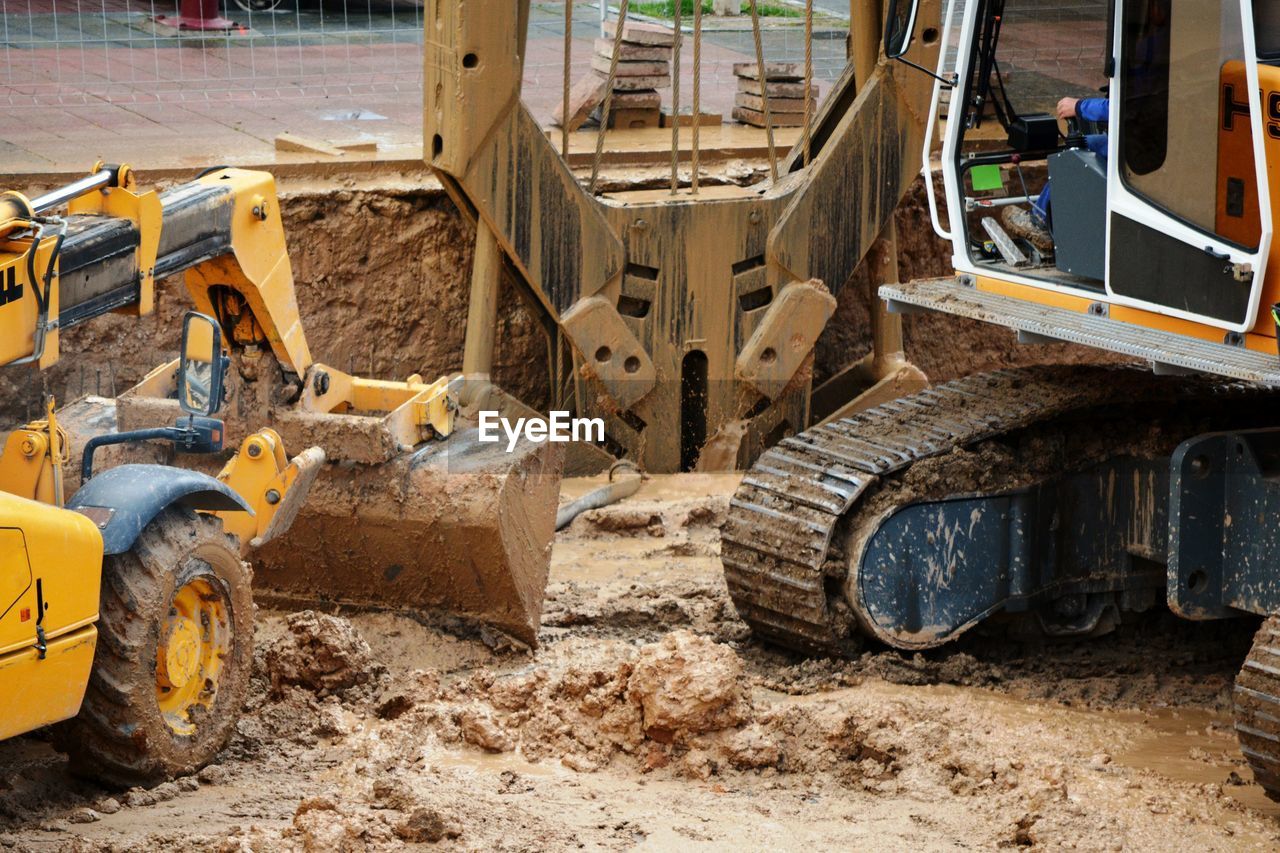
[720, 0, 1280, 801]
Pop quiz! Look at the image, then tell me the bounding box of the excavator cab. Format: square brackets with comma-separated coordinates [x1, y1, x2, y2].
[878, 0, 1280, 381]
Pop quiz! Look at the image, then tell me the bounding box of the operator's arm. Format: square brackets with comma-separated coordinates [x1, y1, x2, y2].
[1076, 97, 1109, 123]
[1056, 96, 1110, 123]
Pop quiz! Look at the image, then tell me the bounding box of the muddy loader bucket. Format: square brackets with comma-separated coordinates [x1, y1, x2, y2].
[251, 430, 564, 647]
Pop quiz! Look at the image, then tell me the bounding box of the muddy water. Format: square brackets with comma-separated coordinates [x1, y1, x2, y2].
[1116, 708, 1280, 819]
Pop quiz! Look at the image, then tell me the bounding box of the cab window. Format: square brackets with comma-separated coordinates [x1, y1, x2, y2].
[1119, 0, 1260, 249]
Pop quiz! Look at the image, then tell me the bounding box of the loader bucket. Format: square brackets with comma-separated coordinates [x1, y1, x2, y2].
[250, 429, 564, 647]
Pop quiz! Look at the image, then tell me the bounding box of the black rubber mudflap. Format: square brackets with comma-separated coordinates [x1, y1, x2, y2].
[1234, 615, 1280, 801]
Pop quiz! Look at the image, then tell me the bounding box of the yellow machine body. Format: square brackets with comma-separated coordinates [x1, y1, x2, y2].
[0, 491, 103, 741]
[0, 236, 61, 368]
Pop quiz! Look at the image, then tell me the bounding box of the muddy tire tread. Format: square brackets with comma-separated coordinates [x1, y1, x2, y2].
[53, 509, 252, 788]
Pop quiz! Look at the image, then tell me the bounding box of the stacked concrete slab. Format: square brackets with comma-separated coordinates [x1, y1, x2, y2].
[731, 62, 818, 128]
[553, 19, 674, 132]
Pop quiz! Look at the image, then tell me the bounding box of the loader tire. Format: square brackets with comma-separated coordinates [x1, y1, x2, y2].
[55, 509, 253, 788]
[1234, 614, 1280, 802]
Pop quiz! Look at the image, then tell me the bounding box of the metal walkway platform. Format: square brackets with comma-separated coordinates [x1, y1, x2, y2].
[881, 277, 1280, 386]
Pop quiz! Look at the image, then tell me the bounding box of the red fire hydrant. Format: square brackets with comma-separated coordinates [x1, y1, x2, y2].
[154, 0, 237, 31]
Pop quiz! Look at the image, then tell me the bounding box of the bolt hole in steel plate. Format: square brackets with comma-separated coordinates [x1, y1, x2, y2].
[595, 346, 612, 363]
[155, 574, 230, 737]
[624, 355, 641, 374]
[1190, 455, 1211, 478]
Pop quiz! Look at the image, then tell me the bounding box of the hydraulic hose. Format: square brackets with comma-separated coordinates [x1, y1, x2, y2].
[555, 460, 642, 531]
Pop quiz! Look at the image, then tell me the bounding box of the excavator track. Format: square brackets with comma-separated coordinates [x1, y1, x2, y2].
[1234, 615, 1280, 801]
[720, 365, 1258, 655]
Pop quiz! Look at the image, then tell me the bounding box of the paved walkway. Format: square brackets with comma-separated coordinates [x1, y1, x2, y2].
[1, 2, 849, 174]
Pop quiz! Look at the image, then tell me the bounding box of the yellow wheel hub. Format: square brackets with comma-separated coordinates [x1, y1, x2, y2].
[155, 576, 230, 737]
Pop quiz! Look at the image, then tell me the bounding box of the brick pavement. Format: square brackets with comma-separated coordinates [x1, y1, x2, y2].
[1, 2, 849, 174]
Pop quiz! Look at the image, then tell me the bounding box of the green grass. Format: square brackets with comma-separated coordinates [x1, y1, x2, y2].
[630, 1, 803, 18]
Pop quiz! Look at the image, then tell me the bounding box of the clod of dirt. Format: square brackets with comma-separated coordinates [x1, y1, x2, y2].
[265, 611, 381, 696]
[290, 795, 404, 851]
[723, 723, 782, 770]
[93, 798, 121, 816]
[371, 778, 417, 811]
[122, 789, 155, 808]
[196, 764, 227, 786]
[457, 707, 514, 753]
[375, 693, 414, 720]
[627, 631, 751, 743]
[581, 508, 666, 537]
[291, 797, 362, 851]
[395, 807, 461, 843]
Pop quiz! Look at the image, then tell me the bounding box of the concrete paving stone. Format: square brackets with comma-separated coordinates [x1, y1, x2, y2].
[589, 55, 670, 78]
[600, 73, 670, 91]
[593, 38, 670, 62]
[735, 92, 816, 114]
[603, 18, 676, 47]
[732, 61, 802, 81]
[553, 73, 608, 130]
[732, 104, 806, 126]
[736, 78, 809, 98]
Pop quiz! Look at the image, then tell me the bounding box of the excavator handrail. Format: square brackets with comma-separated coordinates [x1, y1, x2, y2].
[922, 0, 962, 242]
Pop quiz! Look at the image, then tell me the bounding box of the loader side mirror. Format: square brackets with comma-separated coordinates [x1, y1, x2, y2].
[178, 311, 226, 418]
[884, 0, 920, 59]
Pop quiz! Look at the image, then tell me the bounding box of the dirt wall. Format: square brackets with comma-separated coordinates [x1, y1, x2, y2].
[0, 172, 1107, 429]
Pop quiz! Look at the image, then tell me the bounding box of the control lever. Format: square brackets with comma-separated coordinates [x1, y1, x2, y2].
[1064, 117, 1086, 149]
[1010, 154, 1033, 205]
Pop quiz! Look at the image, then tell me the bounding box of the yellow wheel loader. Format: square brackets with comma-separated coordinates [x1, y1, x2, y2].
[2, 163, 562, 648]
[0, 305, 312, 787]
[720, 0, 1280, 801]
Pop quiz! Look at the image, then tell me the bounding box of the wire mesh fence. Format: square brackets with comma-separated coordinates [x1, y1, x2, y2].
[1, 1, 427, 107]
[2, 2, 851, 114]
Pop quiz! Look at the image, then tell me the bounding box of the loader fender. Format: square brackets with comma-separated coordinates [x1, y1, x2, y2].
[67, 464, 251, 556]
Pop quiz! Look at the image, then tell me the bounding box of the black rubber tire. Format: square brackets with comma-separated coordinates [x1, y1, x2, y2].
[1234, 615, 1280, 802]
[54, 509, 253, 788]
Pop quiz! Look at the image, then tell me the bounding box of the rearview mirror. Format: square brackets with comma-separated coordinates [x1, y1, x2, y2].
[178, 311, 226, 417]
[884, 0, 920, 59]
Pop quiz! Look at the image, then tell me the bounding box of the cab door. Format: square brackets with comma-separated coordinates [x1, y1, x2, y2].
[1105, 0, 1272, 333]
[0, 528, 35, 653]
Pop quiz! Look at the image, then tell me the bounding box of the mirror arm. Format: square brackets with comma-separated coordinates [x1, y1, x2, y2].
[892, 56, 957, 88]
[81, 425, 196, 482]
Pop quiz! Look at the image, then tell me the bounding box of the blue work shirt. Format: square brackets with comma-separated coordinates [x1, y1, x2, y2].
[1077, 97, 1109, 158]
[1032, 97, 1109, 226]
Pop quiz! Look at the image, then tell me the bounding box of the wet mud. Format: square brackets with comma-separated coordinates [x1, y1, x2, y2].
[0, 475, 1277, 851]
